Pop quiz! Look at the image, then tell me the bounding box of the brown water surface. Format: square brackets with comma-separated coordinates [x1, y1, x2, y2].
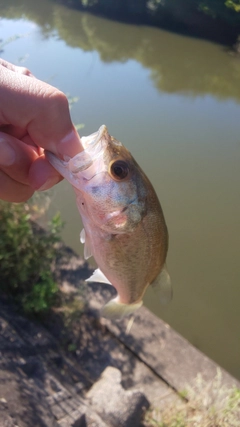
[1, 0, 240, 379]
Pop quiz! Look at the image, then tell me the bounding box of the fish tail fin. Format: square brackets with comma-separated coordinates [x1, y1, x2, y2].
[101, 297, 142, 320]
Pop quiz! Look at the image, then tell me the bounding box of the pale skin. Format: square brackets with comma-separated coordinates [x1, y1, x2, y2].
[0, 58, 83, 202]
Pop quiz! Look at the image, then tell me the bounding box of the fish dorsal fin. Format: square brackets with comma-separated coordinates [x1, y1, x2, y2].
[86, 268, 112, 285]
[80, 228, 92, 259]
[151, 264, 172, 305]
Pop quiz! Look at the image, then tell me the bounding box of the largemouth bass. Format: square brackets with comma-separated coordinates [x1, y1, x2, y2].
[46, 125, 171, 319]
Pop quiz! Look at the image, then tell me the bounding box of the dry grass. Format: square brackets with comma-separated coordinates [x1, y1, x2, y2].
[145, 369, 240, 427]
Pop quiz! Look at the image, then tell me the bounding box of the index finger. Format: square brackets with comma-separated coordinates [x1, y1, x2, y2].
[0, 64, 83, 158]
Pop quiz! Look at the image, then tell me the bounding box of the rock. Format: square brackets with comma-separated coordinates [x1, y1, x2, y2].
[57, 406, 108, 427]
[57, 411, 85, 427]
[85, 409, 109, 427]
[86, 367, 149, 427]
[0, 414, 17, 427]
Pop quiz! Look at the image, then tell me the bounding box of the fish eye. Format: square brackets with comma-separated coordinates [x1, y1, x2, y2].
[110, 160, 129, 181]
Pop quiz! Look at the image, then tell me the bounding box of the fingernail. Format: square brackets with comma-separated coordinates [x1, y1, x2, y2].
[0, 139, 16, 166]
[58, 129, 83, 157]
[37, 176, 60, 191]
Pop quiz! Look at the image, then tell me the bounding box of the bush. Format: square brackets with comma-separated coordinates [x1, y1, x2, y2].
[0, 198, 63, 314]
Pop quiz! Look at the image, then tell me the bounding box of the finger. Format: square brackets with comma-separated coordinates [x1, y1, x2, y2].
[29, 156, 63, 191]
[15, 65, 34, 77]
[0, 169, 34, 202]
[0, 58, 34, 77]
[0, 124, 34, 143]
[0, 132, 38, 185]
[0, 65, 83, 157]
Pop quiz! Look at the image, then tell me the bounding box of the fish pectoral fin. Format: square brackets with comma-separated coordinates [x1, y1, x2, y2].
[80, 228, 85, 243]
[151, 264, 172, 305]
[101, 298, 143, 320]
[86, 268, 112, 285]
[79, 228, 92, 259]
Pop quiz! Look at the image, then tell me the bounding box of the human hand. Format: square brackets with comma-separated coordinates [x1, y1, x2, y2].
[0, 58, 83, 202]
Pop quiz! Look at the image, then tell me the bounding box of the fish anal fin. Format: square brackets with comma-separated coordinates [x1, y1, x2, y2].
[151, 264, 172, 305]
[86, 268, 112, 285]
[101, 298, 143, 320]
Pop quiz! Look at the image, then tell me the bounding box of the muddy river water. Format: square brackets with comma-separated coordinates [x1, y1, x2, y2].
[1, 0, 240, 379]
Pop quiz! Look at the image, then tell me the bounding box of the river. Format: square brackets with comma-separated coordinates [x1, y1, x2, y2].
[1, 0, 240, 380]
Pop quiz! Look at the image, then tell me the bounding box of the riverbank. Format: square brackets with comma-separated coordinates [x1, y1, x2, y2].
[1, 0, 240, 48]
[57, 0, 240, 47]
[1, 244, 239, 426]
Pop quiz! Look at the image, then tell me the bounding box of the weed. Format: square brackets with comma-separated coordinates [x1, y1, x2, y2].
[0, 198, 63, 314]
[145, 370, 240, 427]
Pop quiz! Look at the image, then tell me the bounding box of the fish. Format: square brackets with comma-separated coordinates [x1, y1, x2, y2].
[46, 125, 171, 319]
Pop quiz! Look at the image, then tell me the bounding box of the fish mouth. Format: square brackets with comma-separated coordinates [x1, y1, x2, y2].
[68, 125, 109, 174]
[81, 125, 109, 150]
[47, 125, 116, 178]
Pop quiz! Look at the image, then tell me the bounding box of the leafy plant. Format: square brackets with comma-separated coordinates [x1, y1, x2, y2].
[0, 198, 63, 314]
[225, 0, 240, 12]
